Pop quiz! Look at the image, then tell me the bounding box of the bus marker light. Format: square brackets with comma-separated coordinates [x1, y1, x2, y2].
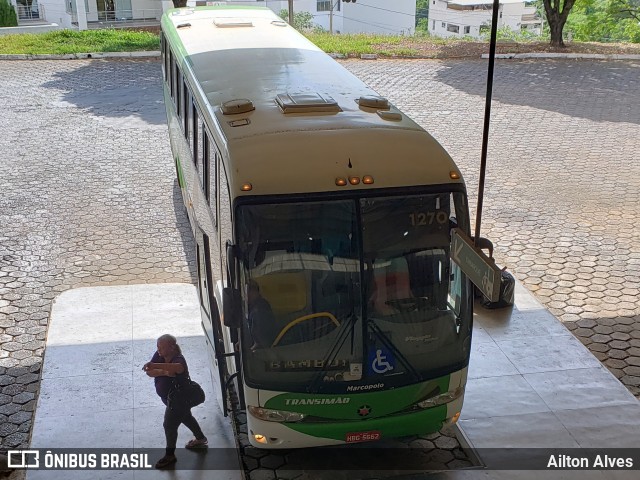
[452, 412, 461, 423]
[348, 177, 360, 185]
[254, 434, 268, 444]
[362, 175, 374, 184]
[449, 171, 461, 180]
[241, 183, 253, 191]
[335, 178, 347, 186]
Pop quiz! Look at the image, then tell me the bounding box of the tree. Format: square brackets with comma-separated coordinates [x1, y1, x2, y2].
[278, 9, 315, 31]
[416, 0, 429, 26]
[611, 0, 640, 20]
[0, 0, 18, 27]
[564, 0, 640, 43]
[542, 0, 579, 46]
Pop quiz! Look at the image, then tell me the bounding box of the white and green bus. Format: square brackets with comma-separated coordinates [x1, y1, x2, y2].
[161, 6, 473, 449]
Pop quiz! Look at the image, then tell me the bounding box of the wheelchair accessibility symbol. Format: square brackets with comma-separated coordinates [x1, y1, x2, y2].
[369, 348, 394, 374]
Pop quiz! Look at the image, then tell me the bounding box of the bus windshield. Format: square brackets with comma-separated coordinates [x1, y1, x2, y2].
[237, 192, 471, 394]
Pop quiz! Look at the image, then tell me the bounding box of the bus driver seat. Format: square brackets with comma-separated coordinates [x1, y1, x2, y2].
[370, 258, 412, 316]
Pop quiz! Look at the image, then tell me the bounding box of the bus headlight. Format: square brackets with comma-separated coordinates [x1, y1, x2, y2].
[416, 387, 464, 409]
[248, 406, 306, 423]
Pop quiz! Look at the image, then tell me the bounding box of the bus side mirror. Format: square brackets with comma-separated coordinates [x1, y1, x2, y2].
[223, 287, 242, 328]
[226, 243, 237, 285]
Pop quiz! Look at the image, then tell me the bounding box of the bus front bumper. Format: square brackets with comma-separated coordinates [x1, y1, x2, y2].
[245, 398, 462, 448]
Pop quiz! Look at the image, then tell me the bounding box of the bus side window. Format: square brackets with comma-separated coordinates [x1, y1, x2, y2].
[176, 69, 182, 115]
[191, 102, 198, 162]
[201, 131, 209, 199]
[219, 161, 233, 284]
[169, 49, 175, 99]
[160, 34, 165, 79]
[182, 80, 189, 133]
[209, 148, 218, 227]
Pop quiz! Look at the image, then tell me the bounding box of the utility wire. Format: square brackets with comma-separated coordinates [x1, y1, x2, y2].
[315, 12, 408, 32]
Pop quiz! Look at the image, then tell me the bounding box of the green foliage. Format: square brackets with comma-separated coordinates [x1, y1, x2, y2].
[482, 26, 542, 42]
[304, 32, 418, 56]
[415, 17, 430, 35]
[416, 0, 429, 28]
[0, 0, 18, 28]
[564, 0, 640, 42]
[0, 29, 159, 54]
[610, 0, 640, 20]
[278, 9, 317, 32]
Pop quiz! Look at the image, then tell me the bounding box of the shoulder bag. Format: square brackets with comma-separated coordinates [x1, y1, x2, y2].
[167, 375, 205, 411]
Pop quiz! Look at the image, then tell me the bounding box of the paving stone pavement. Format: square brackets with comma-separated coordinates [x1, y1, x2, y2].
[340, 58, 640, 395]
[0, 59, 471, 477]
[0, 59, 197, 451]
[0, 57, 639, 475]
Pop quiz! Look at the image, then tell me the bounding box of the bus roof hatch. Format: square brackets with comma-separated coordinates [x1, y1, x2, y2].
[276, 93, 342, 114]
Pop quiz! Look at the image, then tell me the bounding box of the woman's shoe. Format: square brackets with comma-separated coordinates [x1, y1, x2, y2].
[155, 454, 177, 469]
[185, 437, 208, 449]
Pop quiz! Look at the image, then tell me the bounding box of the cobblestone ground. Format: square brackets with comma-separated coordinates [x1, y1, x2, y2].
[234, 414, 472, 480]
[0, 59, 471, 478]
[1, 57, 639, 478]
[0, 59, 196, 451]
[341, 58, 640, 395]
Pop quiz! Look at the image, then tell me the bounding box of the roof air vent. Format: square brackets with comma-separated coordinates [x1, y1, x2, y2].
[221, 99, 255, 115]
[214, 18, 254, 28]
[172, 8, 194, 16]
[377, 111, 402, 121]
[276, 93, 341, 114]
[357, 95, 390, 110]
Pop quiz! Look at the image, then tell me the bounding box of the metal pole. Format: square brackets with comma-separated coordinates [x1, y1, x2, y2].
[288, 0, 294, 26]
[330, 3, 333, 34]
[474, 0, 500, 245]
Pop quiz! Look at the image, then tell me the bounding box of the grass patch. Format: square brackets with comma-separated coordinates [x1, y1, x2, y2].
[1, 28, 638, 58]
[0, 29, 159, 55]
[304, 32, 414, 56]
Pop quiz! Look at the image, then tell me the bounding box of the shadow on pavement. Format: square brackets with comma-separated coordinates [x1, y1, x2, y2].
[172, 178, 198, 285]
[434, 59, 640, 125]
[41, 58, 166, 126]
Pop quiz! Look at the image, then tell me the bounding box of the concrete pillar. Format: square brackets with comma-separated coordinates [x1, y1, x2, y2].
[76, 0, 88, 30]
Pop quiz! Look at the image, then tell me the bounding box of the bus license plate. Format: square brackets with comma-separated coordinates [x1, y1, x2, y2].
[345, 430, 381, 443]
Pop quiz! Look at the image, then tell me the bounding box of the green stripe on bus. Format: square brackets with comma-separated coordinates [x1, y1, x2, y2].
[165, 6, 266, 14]
[284, 404, 449, 442]
[264, 376, 450, 421]
[162, 6, 269, 62]
[175, 156, 185, 189]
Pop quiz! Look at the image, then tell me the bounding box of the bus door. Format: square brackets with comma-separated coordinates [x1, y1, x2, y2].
[218, 162, 246, 413]
[196, 231, 229, 415]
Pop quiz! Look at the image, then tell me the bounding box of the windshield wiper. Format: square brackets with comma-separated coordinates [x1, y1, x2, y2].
[308, 313, 358, 393]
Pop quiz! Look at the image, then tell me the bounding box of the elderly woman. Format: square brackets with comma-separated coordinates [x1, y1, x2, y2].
[143, 334, 208, 469]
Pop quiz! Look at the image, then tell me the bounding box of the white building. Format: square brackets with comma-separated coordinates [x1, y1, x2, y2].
[428, 0, 542, 39]
[260, 0, 416, 35]
[22, 0, 415, 33]
[28, 0, 166, 29]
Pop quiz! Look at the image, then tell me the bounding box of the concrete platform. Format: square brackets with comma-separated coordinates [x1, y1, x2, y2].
[26, 281, 640, 479]
[27, 283, 241, 480]
[448, 281, 640, 479]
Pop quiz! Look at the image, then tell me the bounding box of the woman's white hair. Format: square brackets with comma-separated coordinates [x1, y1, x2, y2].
[157, 334, 182, 355]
